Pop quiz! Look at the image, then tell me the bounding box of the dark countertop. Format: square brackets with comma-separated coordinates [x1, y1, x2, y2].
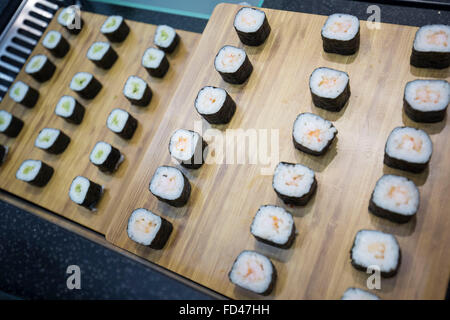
[1, 0, 449, 300]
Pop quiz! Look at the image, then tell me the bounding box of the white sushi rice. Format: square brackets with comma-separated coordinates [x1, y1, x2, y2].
[251, 205, 294, 245]
[124, 76, 147, 100]
[89, 141, 112, 165]
[9, 81, 29, 103]
[385, 127, 432, 164]
[43, 30, 61, 49]
[310, 67, 349, 99]
[149, 166, 185, 201]
[87, 42, 110, 61]
[57, 7, 77, 27]
[413, 24, 450, 53]
[55, 96, 76, 117]
[70, 72, 93, 91]
[35, 128, 60, 150]
[405, 79, 449, 112]
[25, 54, 47, 74]
[107, 108, 129, 133]
[351, 230, 400, 273]
[195, 86, 227, 115]
[101, 15, 123, 34]
[273, 162, 315, 198]
[142, 47, 165, 68]
[154, 25, 176, 49]
[169, 129, 201, 161]
[234, 7, 266, 33]
[0, 110, 13, 133]
[16, 159, 41, 182]
[215, 46, 246, 73]
[321, 13, 359, 41]
[69, 176, 90, 204]
[229, 251, 273, 294]
[341, 288, 380, 300]
[293, 113, 337, 152]
[127, 208, 162, 246]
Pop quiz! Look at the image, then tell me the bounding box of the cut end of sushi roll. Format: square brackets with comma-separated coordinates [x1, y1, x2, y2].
[55, 95, 84, 124]
[229, 251, 276, 296]
[234, 7, 271, 46]
[16, 159, 53, 187]
[89, 141, 123, 173]
[58, 7, 83, 34]
[154, 25, 179, 53]
[194, 86, 236, 124]
[0, 110, 12, 132]
[25, 55, 47, 73]
[273, 162, 316, 206]
[214, 46, 253, 84]
[351, 230, 401, 277]
[169, 129, 205, 169]
[341, 288, 380, 300]
[69, 176, 103, 210]
[411, 24, 450, 69]
[321, 13, 360, 55]
[149, 166, 191, 207]
[369, 175, 419, 223]
[101, 16, 130, 42]
[87, 41, 117, 69]
[293, 112, 337, 156]
[123, 76, 152, 106]
[384, 126, 432, 173]
[251, 205, 295, 248]
[70, 72, 102, 99]
[43, 30, 61, 49]
[8, 81, 39, 109]
[107, 108, 137, 140]
[0, 110, 23, 138]
[310, 67, 350, 112]
[35, 127, 70, 154]
[404, 79, 449, 123]
[25, 54, 55, 82]
[142, 47, 169, 78]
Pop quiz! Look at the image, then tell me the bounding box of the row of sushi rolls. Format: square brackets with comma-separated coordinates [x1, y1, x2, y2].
[0, 6, 448, 299]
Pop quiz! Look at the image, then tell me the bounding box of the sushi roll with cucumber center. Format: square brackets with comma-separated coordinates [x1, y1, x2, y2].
[154, 25, 179, 53]
[310, 67, 350, 112]
[101, 16, 130, 43]
[234, 7, 271, 46]
[25, 54, 56, 83]
[142, 47, 169, 78]
[341, 288, 380, 300]
[194, 86, 236, 124]
[87, 41, 118, 70]
[106, 108, 138, 140]
[321, 13, 360, 55]
[149, 166, 191, 207]
[410, 24, 450, 69]
[55, 95, 85, 124]
[35, 128, 70, 154]
[9, 81, 39, 108]
[89, 141, 124, 173]
[169, 129, 206, 169]
[69, 176, 103, 210]
[57, 7, 84, 35]
[0, 144, 9, 165]
[42, 30, 70, 58]
[214, 45, 253, 85]
[123, 76, 152, 107]
[70, 72, 102, 99]
[0, 110, 24, 138]
[16, 159, 53, 187]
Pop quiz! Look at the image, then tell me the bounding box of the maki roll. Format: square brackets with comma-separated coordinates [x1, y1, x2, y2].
[321, 13, 360, 55]
[250, 205, 296, 249]
[410, 24, 450, 69]
[0, 110, 24, 138]
[70, 72, 102, 99]
[127, 208, 173, 250]
[292, 112, 337, 156]
[384, 126, 432, 173]
[350, 229, 401, 278]
[214, 45, 253, 84]
[169, 129, 207, 169]
[194, 86, 236, 124]
[101, 16, 130, 43]
[8, 81, 39, 108]
[57, 7, 84, 35]
[272, 162, 317, 206]
[233, 7, 271, 46]
[106, 108, 137, 140]
[35, 128, 70, 154]
[123, 76, 152, 107]
[369, 174, 419, 224]
[229, 251, 277, 296]
[0, 144, 8, 165]
[149, 166, 191, 207]
[42, 30, 70, 58]
[69, 176, 103, 210]
[16, 159, 53, 187]
[154, 25, 179, 53]
[341, 288, 380, 300]
[25, 54, 56, 83]
[142, 47, 169, 78]
[404, 79, 449, 123]
[89, 141, 124, 173]
[55, 95, 85, 124]
[87, 41, 118, 70]
[309, 67, 350, 112]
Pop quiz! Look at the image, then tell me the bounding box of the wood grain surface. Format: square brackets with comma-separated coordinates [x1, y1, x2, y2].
[0, 10, 200, 234]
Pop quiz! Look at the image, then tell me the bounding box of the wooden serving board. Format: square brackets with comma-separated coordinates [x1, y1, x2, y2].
[0, 10, 200, 234]
[106, 4, 449, 299]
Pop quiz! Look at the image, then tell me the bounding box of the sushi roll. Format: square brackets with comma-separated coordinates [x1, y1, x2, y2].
[0, 144, 8, 165]
[250, 205, 296, 249]
[106, 108, 138, 140]
[341, 288, 380, 300]
[87, 41, 118, 70]
[42, 30, 70, 58]
[321, 13, 360, 55]
[369, 174, 419, 224]
[55, 95, 85, 125]
[70, 72, 102, 99]
[214, 45, 253, 84]
[272, 162, 317, 206]
[410, 24, 450, 69]
[403, 79, 449, 123]
[101, 16, 130, 43]
[194, 86, 236, 125]
[154, 25, 179, 53]
[142, 47, 170, 78]
[25, 54, 56, 83]
[35, 128, 70, 154]
[16, 159, 53, 187]
[233, 7, 271, 46]
[309, 67, 350, 112]
[292, 112, 337, 156]
[169, 129, 207, 169]
[89, 141, 124, 173]
[229, 250, 277, 296]
[0, 110, 24, 138]
[149, 166, 191, 207]
[127, 208, 173, 250]
[8, 81, 39, 108]
[57, 7, 84, 35]
[384, 126, 432, 173]
[123, 76, 152, 107]
[69, 176, 103, 210]
[350, 229, 401, 278]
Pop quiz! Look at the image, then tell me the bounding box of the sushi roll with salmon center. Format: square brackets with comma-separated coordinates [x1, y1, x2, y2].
[310, 67, 350, 112]
[234, 7, 271, 46]
[410, 24, 450, 69]
[194, 86, 236, 124]
[169, 129, 207, 169]
[214, 45, 253, 84]
[321, 13, 360, 55]
[149, 166, 191, 207]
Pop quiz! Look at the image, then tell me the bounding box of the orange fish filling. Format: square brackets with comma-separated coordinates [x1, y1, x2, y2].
[135, 218, 155, 234]
[414, 85, 441, 104]
[244, 261, 264, 281]
[271, 215, 283, 231]
[368, 242, 386, 260]
[387, 185, 410, 206]
[308, 129, 322, 142]
[426, 30, 448, 47]
[222, 52, 241, 67]
[240, 15, 257, 27]
[318, 76, 338, 88]
[397, 134, 423, 152]
[285, 174, 303, 187]
[329, 20, 352, 33]
[176, 136, 188, 152]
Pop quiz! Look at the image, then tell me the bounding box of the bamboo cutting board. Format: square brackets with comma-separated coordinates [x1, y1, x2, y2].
[0, 10, 199, 234]
[106, 4, 449, 299]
